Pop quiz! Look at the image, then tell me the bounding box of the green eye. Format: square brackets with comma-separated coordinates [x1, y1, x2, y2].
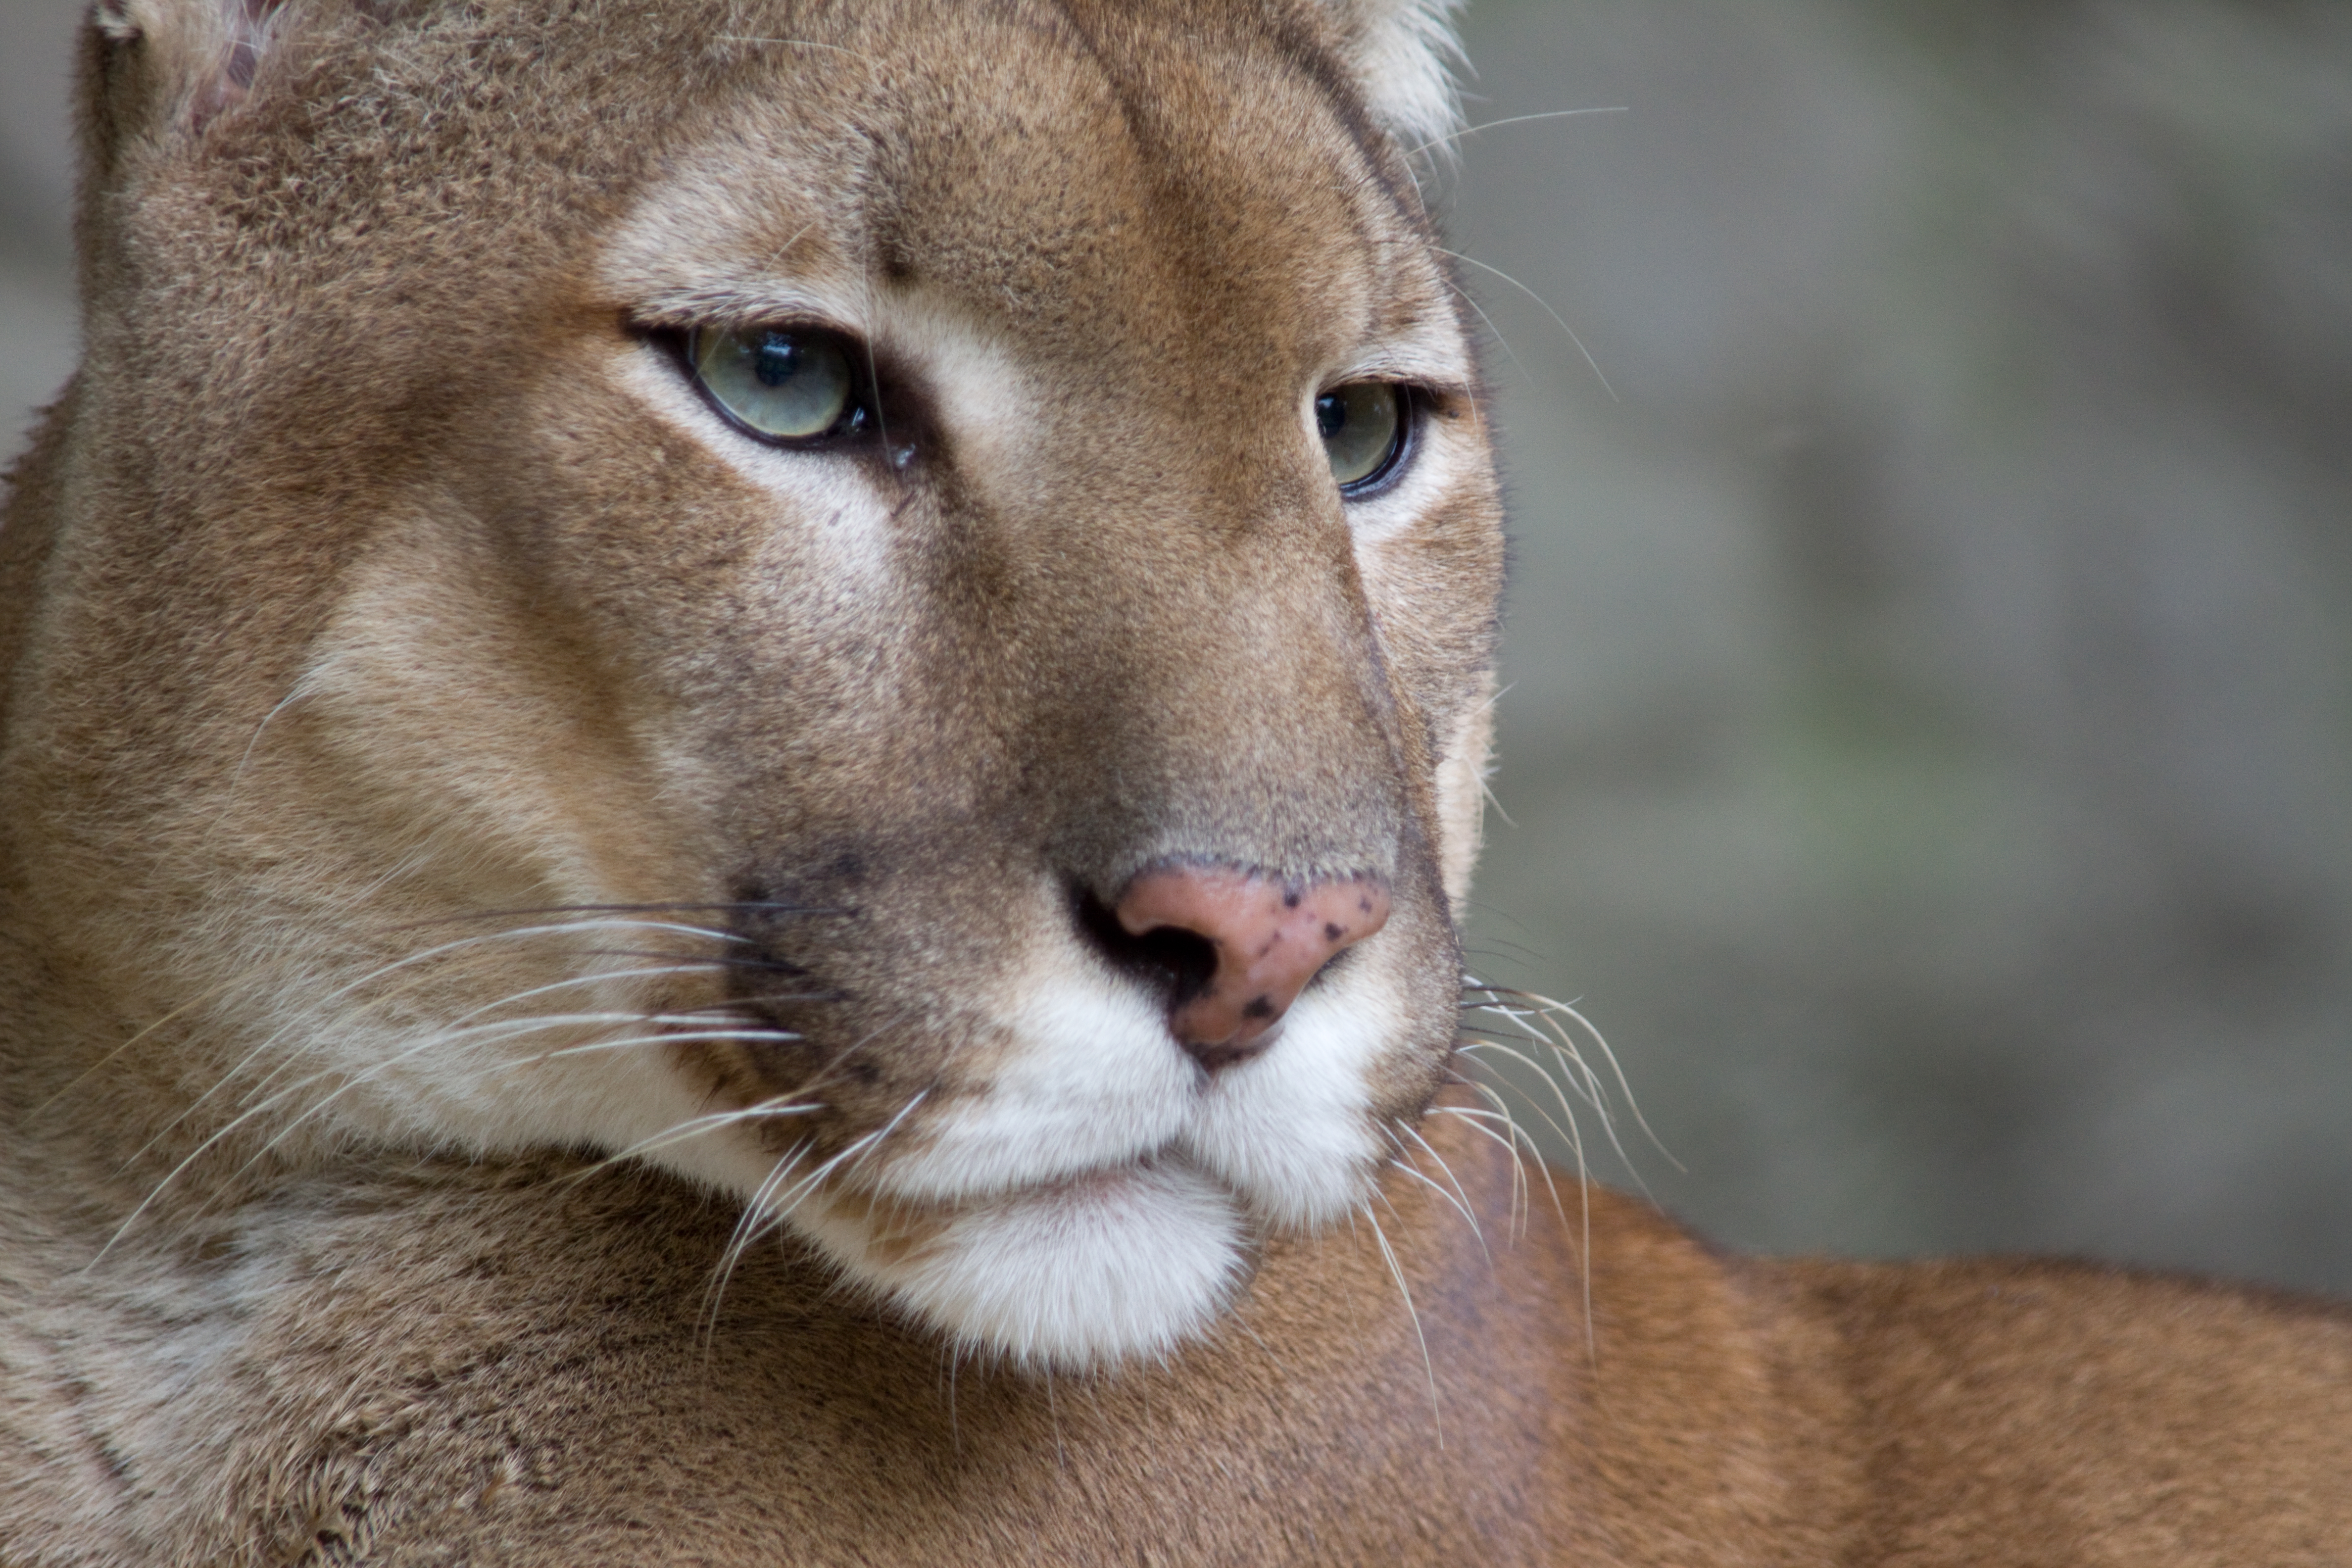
[690, 326, 861, 441]
[1315, 382, 1406, 491]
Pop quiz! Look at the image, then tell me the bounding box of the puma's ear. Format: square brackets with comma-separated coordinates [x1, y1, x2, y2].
[89, 0, 293, 138]
[1311, 0, 1467, 160]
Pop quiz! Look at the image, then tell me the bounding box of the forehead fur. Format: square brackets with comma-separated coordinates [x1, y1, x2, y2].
[602, 3, 1464, 391]
[97, 0, 1465, 387]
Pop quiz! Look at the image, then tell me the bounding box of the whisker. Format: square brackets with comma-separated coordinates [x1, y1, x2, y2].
[433, 963, 754, 1032]
[573, 948, 811, 974]
[1405, 104, 1627, 159]
[706, 1088, 931, 1333]
[31, 970, 254, 1118]
[170, 918, 754, 1131]
[1444, 278, 1539, 396]
[704, 1142, 813, 1340]
[1445, 1037, 1599, 1352]
[111, 1001, 795, 1257]
[1461, 1080, 1576, 1235]
[1463, 982, 1673, 1169]
[146, 917, 774, 1163]
[1454, 1038, 1593, 1155]
[566, 1099, 827, 1180]
[507, 1026, 800, 1063]
[237, 1014, 804, 1184]
[631, 993, 822, 1017]
[1384, 1152, 1487, 1267]
[219, 1021, 778, 1195]
[1360, 1200, 1442, 1447]
[1396, 1119, 1485, 1253]
[389, 902, 837, 931]
[1426, 1102, 1532, 1242]
[1438, 247, 1617, 401]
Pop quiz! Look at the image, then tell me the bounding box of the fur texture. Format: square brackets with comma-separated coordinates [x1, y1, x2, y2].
[3, 0, 2351, 1563]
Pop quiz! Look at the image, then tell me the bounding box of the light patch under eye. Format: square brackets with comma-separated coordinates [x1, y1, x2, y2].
[1315, 382, 1405, 491]
[691, 326, 857, 441]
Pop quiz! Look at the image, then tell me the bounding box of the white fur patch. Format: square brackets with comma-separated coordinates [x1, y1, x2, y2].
[765, 892, 1399, 1368]
[796, 1160, 1247, 1368]
[1180, 978, 1392, 1230]
[874, 953, 1197, 1203]
[1320, 0, 1468, 157]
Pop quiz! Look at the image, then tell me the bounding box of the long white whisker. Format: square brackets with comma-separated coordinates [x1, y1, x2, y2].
[436, 963, 750, 1032]
[1427, 1103, 1532, 1242]
[1361, 1201, 1441, 1447]
[705, 1142, 813, 1339]
[572, 1101, 828, 1177]
[1451, 1039, 1598, 1352]
[1463, 981, 1673, 1182]
[1386, 1155, 1488, 1265]
[517, 1026, 796, 1062]
[1438, 247, 1617, 401]
[729, 1088, 929, 1258]
[200, 677, 324, 851]
[1465, 1080, 1575, 1233]
[110, 994, 780, 1257]
[1523, 992, 1675, 1169]
[1396, 1120, 1485, 1251]
[237, 1015, 803, 1188]
[717, 1088, 934, 1318]
[1454, 1038, 1591, 1152]
[1406, 104, 1627, 158]
[1445, 278, 1538, 396]
[168, 919, 751, 1137]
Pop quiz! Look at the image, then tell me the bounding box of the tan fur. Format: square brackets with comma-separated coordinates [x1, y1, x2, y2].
[3, 0, 2350, 1562]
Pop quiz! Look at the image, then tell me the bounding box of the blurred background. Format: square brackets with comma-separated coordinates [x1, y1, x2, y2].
[4, 1, 2349, 1289]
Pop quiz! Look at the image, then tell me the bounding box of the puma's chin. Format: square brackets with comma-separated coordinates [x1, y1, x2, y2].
[795, 1160, 1254, 1370]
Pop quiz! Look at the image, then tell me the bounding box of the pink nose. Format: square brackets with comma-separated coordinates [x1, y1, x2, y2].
[1114, 865, 1391, 1070]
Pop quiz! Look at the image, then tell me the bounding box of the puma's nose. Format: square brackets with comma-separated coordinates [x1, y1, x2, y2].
[1114, 864, 1391, 1071]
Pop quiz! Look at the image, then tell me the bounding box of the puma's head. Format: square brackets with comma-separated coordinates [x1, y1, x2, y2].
[3, 0, 1502, 1368]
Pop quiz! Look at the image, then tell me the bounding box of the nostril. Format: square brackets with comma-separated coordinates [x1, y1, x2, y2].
[1093, 862, 1392, 1068]
[1075, 891, 1221, 1012]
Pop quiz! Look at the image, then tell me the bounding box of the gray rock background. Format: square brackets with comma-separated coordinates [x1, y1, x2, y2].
[5, 0, 2350, 1289]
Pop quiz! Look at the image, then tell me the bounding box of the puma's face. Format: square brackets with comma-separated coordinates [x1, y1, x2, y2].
[32, 0, 1501, 1368]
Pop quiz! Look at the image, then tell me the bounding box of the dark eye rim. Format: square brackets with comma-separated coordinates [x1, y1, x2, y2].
[1323, 381, 1421, 500]
[649, 323, 881, 450]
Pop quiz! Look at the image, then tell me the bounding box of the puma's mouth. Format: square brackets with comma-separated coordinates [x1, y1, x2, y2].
[795, 1156, 1253, 1369]
[685, 912, 1415, 1367]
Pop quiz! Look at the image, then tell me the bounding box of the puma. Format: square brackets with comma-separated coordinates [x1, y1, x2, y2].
[2, 0, 2348, 1561]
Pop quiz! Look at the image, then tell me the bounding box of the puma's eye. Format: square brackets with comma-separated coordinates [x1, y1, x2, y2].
[1315, 382, 1406, 491]
[690, 326, 863, 442]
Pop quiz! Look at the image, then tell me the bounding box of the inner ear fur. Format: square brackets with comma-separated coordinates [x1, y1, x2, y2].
[86, 0, 291, 147]
[1308, 0, 1466, 159]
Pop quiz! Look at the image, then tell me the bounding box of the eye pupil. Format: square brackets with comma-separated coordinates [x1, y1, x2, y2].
[1316, 392, 1346, 442]
[754, 334, 807, 388]
[1316, 381, 1404, 491]
[689, 326, 859, 442]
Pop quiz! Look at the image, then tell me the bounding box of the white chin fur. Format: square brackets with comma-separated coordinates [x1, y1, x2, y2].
[793, 1160, 1247, 1371]
[1183, 983, 1389, 1231]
